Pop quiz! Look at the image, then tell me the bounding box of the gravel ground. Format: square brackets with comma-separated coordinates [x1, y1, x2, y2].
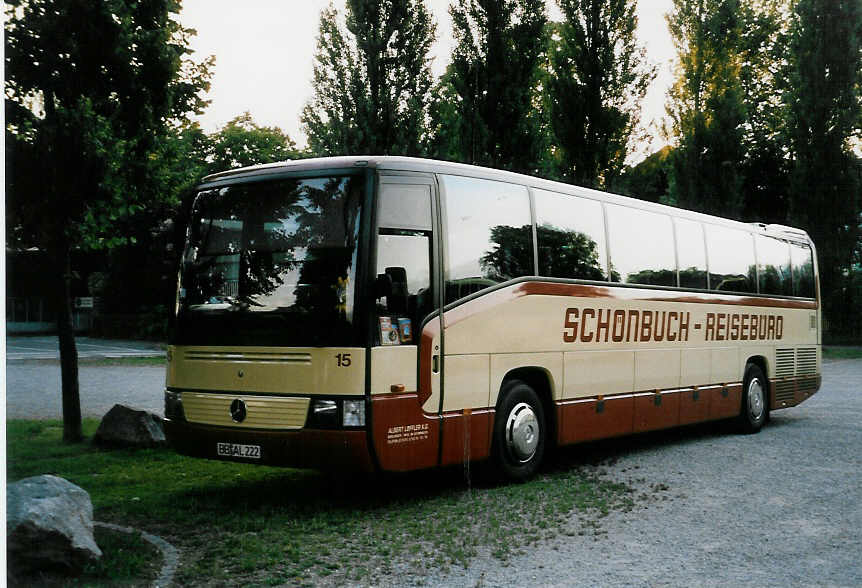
[427, 358, 862, 587]
[5, 361, 166, 419]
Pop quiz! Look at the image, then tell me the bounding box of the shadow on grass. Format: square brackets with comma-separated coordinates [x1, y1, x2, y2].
[158, 417, 743, 524]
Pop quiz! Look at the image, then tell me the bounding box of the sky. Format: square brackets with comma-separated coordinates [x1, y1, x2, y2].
[177, 0, 677, 161]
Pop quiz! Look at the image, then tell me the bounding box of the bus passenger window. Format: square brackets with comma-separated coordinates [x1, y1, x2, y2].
[534, 189, 607, 281]
[606, 205, 676, 287]
[706, 225, 757, 294]
[440, 175, 533, 304]
[756, 235, 792, 296]
[790, 242, 815, 298]
[675, 218, 708, 289]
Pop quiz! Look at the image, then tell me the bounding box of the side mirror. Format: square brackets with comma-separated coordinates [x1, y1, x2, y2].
[385, 267, 408, 314]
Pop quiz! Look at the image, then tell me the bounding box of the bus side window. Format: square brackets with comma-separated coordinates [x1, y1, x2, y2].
[790, 242, 815, 298]
[706, 225, 757, 294]
[756, 235, 792, 296]
[534, 189, 607, 281]
[675, 217, 708, 289]
[606, 205, 676, 287]
[440, 175, 533, 305]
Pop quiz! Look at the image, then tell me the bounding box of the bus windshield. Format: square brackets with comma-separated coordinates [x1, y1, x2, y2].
[172, 175, 364, 347]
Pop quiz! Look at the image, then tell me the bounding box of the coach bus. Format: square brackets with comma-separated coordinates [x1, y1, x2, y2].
[164, 156, 821, 479]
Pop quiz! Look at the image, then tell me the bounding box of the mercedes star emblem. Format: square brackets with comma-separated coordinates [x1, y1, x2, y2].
[229, 398, 247, 423]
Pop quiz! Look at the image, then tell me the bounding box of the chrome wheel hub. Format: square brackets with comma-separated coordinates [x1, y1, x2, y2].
[748, 378, 765, 421]
[506, 402, 539, 463]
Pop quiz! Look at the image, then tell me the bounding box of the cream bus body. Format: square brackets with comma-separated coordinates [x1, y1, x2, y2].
[165, 156, 820, 478]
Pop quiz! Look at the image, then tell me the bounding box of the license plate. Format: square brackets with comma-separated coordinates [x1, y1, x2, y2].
[217, 442, 261, 459]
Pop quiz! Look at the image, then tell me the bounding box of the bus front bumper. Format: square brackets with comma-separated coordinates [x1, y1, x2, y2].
[164, 419, 375, 472]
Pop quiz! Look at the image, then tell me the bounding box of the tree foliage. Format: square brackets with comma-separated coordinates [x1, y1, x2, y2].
[301, 0, 436, 156]
[544, 0, 656, 189]
[614, 145, 672, 203]
[784, 0, 862, 338]
[5, 0, 211, 441]
[737, 0, 791, 222]
[207, 112, 300, 172]
[430, 0, 547, 173]
[665, 0, 747, 217]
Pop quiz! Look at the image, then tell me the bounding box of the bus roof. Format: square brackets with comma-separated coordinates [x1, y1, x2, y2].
[199, 156, 813, 246]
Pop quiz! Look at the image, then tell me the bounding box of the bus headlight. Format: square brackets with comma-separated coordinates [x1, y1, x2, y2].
[164, 390, 186, 422]
[342, 400, 365, 427]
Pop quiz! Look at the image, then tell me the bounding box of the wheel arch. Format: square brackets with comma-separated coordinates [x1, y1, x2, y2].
[499, 367, 557, 448]
[746, 354, 769, 380]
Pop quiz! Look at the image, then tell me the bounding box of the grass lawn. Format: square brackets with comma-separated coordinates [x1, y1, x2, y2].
[78, 356, 166, 367]
[822, 346, 862, 360]
[7, 419, 634, 586]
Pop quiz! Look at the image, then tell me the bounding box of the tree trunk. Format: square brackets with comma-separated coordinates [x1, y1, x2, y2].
[57, 242, 83, 443]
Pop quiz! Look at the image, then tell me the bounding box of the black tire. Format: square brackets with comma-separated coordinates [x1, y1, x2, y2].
[738, 363, 769, 434]
[491, 380, 546, 480]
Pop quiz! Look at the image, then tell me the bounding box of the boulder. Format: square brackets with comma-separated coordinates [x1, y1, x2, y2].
[7, 475, 102, 575]
[93, 404, 166, 447]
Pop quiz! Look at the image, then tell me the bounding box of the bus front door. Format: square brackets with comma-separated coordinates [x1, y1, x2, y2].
[369, 175, 442, 472]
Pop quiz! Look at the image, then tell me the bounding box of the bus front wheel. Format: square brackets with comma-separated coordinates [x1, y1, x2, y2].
[492, 380, 546, 480]
[738, 363, 768, 434]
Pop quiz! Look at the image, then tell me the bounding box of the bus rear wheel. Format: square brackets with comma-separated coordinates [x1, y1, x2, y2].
[738, 363, 768, 434]
[492, 380, 546, 480]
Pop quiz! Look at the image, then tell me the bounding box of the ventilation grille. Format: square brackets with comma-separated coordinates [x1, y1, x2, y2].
[775, 348, 795, 378]
[774, 381, 795, 405]
[184, 350, 312, 365]
[183, 392, 310, 429]
[796, 347, 817, 375]
[797, 377, 819, 395]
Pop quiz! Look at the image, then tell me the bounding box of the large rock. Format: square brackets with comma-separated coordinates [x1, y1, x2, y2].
[94, 404, 166, 447]
[7, 475, 103, 575]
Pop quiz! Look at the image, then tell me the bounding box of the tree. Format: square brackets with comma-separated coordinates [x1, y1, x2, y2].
[430, 0, 547, 173]
[544, 0, 656, 189]
[665, 0, 747, 217]
[784, 0, 862, 340]
[737, 0, 791, 222]
[614, 145, 673, 203]
[5, 0, 211, 442]
[208, 112, 301, 172]
[301, 0, 436, 156]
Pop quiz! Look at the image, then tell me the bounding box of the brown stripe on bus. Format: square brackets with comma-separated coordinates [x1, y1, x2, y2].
[164, 421, 375, 472]
[371, 393, 439, 472]
[440, 409, 493, 466]
[517, 281, 818, 309]
[368, 374, 818, 471]
[769, 374, 822, 410]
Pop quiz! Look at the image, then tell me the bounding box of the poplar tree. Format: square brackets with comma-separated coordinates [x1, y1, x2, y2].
[665, 0, 747, 217]
[545, 0, 656, 189]
[784, 0, 862, 338]
[737, 0, 791, 222]
[302, 0, 436, 156]
[430, 0, 547, 173]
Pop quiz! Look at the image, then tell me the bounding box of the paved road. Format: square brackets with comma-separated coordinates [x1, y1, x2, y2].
[6, 337, 166, 419]
[6, 336, 163, 361]
[430, 358, 862, 587]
